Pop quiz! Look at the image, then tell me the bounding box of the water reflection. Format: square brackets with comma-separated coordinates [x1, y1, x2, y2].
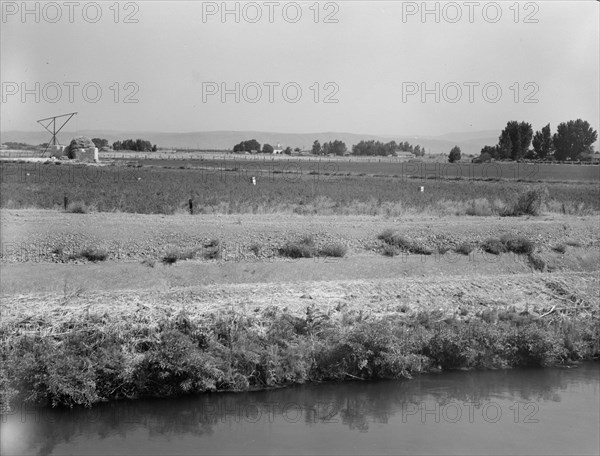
[2, 363, 599, 455]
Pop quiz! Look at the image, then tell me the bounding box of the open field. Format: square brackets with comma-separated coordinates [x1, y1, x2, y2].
[1, 161, 599, 216]
[122, 157, 600, 182]
[2, 156, 599, 409]
[2, 151, 599, 181]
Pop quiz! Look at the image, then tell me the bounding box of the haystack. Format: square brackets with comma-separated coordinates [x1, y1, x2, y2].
[65, 136, 94, 159]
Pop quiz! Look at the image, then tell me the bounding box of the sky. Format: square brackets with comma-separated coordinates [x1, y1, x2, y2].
[1, 1, 598, 137]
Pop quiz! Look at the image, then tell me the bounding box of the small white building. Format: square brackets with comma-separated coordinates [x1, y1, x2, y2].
[273, 143, 283, 154]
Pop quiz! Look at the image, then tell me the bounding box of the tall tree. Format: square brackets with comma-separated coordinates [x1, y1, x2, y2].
[497, 129, 513, 160]
[552, 119, 598, 161]
[311, 140, 322, 155]
[262, 143, 274, 154]
[498, 121, 533, 160]
[448, 145, 461, 163]
[531, 124, 553, 159]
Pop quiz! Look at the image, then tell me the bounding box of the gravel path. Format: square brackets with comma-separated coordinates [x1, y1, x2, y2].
[1, 210, 598, 263]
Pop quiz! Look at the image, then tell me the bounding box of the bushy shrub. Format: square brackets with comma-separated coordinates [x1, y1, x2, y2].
[2, 305, 596, 409]
[455, 243, 474, 255]
[501, 235, 535, 255]
[65, 201, 90, 214]
[481, 238, 507, 255]
[377, 230, 433, 255]
[319, 243, 347, 258]
[248, 243, 261, 256]
[80, 247, 108, 262]
[67, 247, 107, 262]
[481, 236, 535, 256]
[279, 235, 316, 258]
[502, 187, 546, 216]
[527, 253, 546, 271]
[162, 250, 180, 264]
[502, 325, 567, 366]
[382, 244, 399, 257]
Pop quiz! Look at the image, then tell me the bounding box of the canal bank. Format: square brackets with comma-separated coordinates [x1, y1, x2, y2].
[1, 272, 598, 409]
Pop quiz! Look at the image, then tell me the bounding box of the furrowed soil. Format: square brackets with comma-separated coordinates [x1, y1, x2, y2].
[1, 209, 598, 300]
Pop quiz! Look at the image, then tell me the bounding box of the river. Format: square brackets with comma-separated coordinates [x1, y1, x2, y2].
[2, 363, 598, 455]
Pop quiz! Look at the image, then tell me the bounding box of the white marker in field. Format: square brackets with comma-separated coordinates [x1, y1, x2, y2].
[419, 186, 424, 192]
[252, 177, 256, 185]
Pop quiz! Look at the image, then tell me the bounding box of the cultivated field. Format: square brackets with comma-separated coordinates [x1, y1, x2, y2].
[1, 159, 599, 216]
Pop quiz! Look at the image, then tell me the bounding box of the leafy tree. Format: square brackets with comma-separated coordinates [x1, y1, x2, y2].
[353, 140, 406, 156]
[233, 139, 261, 153]
[497, 129, 513, 160]
[552, 119, 598, 161]
[112, 139, 153, 151]
[91, 138, 108, 149]
[262, 143, 274, 154]
[497, 121, 533, 160]
[152, 144, 158, 152]
[294, 147, 301, 153]
[479, 151, 493, 162]
[283, 146, 292, 155]
[531, 124, 553, 159]
[311, 140, 322, 155]
[479, 145, 498, 160]
[524, 149, 537, 160]
[324, 140, 347, 156]
[322, 142, 330, 155]
[448, 146, 461, 163]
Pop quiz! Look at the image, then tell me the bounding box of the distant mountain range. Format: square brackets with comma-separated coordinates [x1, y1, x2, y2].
[1, 129, 502, 156]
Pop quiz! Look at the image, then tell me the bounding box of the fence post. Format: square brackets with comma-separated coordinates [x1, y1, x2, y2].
[189, 198, 193, 215]
[64, 195, 68, 210]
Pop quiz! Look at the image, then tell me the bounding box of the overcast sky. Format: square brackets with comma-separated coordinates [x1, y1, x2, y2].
[1, 1, 598, 136]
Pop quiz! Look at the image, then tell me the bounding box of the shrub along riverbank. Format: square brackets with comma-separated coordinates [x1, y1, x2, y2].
[1, 302, 598, 409]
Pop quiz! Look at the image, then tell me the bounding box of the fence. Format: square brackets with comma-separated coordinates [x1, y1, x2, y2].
[0, 150, 598, 165]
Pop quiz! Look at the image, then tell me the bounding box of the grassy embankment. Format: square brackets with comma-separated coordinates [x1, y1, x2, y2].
[1, 292, 598, 409]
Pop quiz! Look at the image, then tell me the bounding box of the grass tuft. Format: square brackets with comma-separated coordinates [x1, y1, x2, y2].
[65, 201, 90, 214]
[69, 247, 108, 262]
[501, 187, 546, 217]
[319, 243, 347, 258]
[455, 243, 474, 255]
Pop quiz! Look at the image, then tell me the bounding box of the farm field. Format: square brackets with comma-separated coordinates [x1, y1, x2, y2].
[122, 156, 600, 182]
[1, 160, 599, 216]
[1, 153, 599, 410]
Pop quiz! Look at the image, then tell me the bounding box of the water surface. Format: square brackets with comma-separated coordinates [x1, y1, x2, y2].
[2, 363, 599, 455]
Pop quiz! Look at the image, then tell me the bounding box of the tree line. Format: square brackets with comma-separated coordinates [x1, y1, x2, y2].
[476, 119, 597, 162]
[231, 139, 424, 157]
[112, 139, 157, 152]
